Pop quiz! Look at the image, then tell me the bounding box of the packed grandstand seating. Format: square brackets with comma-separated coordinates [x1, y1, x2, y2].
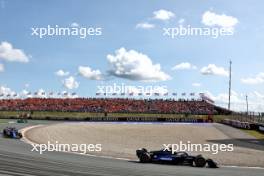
[0, 98, 231, 115]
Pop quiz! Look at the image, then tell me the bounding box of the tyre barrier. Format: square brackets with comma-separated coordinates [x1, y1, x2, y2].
[222, 119, 264, 133]
[258, 124, 264, 134]
[222, 119, 251, 129]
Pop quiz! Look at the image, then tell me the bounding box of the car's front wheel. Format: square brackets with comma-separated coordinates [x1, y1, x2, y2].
[194, 156, 206, 167]
[139, 153, 151, 163]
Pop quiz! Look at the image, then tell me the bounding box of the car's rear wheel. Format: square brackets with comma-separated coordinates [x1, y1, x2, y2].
[206, 159, 218, 168]
[194, 156, 206, 167]
[139, 153, 150, 163]
[2, 130, 7, 137]
[18, 133, 23, 138]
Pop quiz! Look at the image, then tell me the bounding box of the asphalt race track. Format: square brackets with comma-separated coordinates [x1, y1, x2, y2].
[0, 121, 263, 176]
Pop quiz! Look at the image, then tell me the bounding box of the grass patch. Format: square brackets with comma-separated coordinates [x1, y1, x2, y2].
[241, 129, 264, 139]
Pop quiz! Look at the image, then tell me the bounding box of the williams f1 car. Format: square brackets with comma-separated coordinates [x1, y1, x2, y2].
[136, 148, 218, 168]
[2, 127, 22, 139]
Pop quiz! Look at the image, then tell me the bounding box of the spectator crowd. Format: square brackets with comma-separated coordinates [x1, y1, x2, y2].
[0, 98, 230, 115]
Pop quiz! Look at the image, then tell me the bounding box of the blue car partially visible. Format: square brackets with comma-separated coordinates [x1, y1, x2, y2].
[3, 127, 22, 139]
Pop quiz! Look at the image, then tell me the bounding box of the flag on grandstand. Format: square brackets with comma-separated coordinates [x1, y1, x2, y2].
[95, 92, 101, 96]
[63, 92, 68, 95]
[49, 92, 53, 95]
[13, 93, 18, 97]
[112, 93, 117, 96]
[57, 92, 61, 95]
[154, 93, 159, 96]
[172, 93, 177, 96]
[0, 94, 3, 97]
[181, 93, 186, 96]
[41, 92, 45, 95]
[71, 92, 77, 96]
[190, 93, 195, 96]
[27, 92, 31, 95]
[199, 93, 204, 96]
[34, 92, 38, 95]
[121, 92, 125, 96]
[138, 93, 143, 96]
[6, 94, 10, 97]
[146, 92, 151, 96]
[129, 92, 133, 96]
[163, 92, 168, 96]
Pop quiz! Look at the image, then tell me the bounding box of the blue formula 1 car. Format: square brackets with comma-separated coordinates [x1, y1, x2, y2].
[136, 148, 218, 168]
[2, 127, 22, 139]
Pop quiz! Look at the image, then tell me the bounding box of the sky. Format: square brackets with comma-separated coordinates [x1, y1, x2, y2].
[0, 0, 264, 112]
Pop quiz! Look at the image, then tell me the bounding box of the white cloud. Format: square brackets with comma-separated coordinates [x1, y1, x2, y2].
[192, 83, 201, 87]
[178, 18, 185, 24]
[107, 48, 171, 82]
[205, 90, 264, 112]
[0, 85, 14, 95]
[63, 76, 79, 89]
[254, 91, 264, 99]
[153, 9, 175, 21]
[200, 64, 228, 77]
[241, 72, 264, 85]
[21, 89, 30, 97]
[78, 66, 103, 80]
[205, 90, 242, 106]
[172, 62, 197, 70]
[136, 22, 155, 29]
[0, 63, 4, 72]
[0, 41, 29, 62]
[0, 86, 32, 98]
[55, 69, 69, 77]
[71, 22, 79, 27]
[202, 11, 238, 28]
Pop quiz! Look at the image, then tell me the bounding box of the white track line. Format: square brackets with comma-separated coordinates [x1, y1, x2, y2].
[222, 165, 264, 169]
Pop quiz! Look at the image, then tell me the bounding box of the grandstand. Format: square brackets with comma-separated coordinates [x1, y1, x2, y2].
[0, 98, 231, 115]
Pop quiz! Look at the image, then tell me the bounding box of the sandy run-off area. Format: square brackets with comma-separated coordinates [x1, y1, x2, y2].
[24, 122, 264, 167]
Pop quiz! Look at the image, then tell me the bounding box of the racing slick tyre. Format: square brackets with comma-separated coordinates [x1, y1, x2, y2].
[139, 153, 151, 163]
[206, 159, 218, 168]
[2, 130, 7, 138]
[18, 132, 23, 139]
[141, 148, 148, 153]
[194, 156, 206, 167]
